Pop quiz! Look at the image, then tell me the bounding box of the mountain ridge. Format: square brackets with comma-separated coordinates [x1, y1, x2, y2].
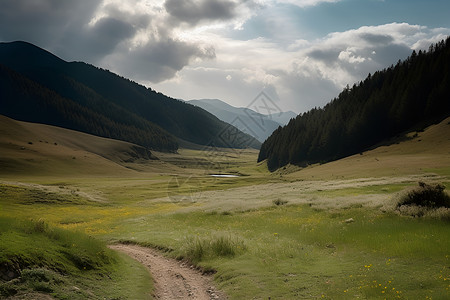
[188, 98, 296, 142]
[0, 41, 261, 152]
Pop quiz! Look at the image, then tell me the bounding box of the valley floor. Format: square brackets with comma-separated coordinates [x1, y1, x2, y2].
[1, 117, 449, 299]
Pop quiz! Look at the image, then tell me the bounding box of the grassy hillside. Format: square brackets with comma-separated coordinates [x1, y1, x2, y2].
[0, 209, 152, 299]
[0, 41, 261, 151]
[283, 116, 450, 180]
[0, 115, 184, 176]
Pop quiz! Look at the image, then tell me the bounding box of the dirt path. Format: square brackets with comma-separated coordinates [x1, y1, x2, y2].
[109, 244, 226, 300]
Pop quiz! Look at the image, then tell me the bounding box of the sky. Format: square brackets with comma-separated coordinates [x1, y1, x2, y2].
[1, 0, 450, 113]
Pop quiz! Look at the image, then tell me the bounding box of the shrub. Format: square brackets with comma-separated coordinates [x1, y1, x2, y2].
[397, 182, 450, 208]
[389, 182, 450, 219]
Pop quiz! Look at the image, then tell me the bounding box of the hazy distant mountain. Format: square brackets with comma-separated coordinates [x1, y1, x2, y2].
[0, 41, 261, 152]
[188, 99, 296, 142]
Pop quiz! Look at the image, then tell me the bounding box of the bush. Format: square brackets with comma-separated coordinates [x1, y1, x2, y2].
[389, 182, 450, 219]
[397, 182, 450, 208]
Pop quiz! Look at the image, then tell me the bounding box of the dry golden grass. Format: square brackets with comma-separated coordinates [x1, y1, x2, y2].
[0, 115, 182, 177]
[283, 117, 450, 180]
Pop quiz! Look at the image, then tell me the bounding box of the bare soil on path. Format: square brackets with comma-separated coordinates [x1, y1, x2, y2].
[109, 244, 226, 300]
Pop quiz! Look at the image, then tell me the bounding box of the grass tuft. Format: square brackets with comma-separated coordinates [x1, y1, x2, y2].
[180, 235, 247, 263]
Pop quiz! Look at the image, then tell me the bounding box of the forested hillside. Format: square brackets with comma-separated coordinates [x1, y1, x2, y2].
[0, 41, 260, 152]
[0, 64, 177, 151]
[258, 37, 450, 171]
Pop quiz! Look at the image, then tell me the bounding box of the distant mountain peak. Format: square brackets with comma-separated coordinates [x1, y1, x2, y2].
[188, 98, 296, 142]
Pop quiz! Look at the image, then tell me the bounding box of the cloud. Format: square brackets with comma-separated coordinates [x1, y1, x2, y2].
[298, 23, 448, 87]
[275, 0, 341, 8]
[0, 0, 101, 46]
[0, 0, 222, 82]
[104, 38, 215, 82]
[0, 0, 139, 62]
[165, 0, 238, 26]
[153, 22, 450, 113]
[58, 17, 136, 62]
[1, 0, 449, 114]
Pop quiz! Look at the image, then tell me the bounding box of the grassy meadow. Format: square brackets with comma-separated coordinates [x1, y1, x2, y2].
[0, 116, 449, 299]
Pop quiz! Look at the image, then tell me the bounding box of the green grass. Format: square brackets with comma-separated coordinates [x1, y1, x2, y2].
[1, 176, 449, 299]
[310, 183, 410, 198]
[1, 140, 449, 299]
[0, 184, 93, 206]
[107, 204, 449, 299]
[0, 217, 152, 299]
[178, 234, 247, 264]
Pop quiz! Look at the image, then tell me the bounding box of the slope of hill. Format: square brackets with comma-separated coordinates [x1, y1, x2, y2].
[0, 41, 260, 151]
[0, 64, 178, 152]
[259, 37, 450, 171]
[0, 115, 177, 176]
[189, 99, 295, 142]
[281, 116, 450, 180]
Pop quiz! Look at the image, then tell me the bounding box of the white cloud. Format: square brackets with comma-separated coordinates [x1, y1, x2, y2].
[338, 49, 366, 64]
[153, 22, 450, 113]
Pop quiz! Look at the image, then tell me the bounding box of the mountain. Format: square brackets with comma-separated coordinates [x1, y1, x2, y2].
[188, 99, 296, 142]
[0, 41, 261, 152]
[258, 37, 450, 171]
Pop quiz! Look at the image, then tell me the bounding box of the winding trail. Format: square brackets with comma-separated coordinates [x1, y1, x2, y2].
[109, 244, 226, 300]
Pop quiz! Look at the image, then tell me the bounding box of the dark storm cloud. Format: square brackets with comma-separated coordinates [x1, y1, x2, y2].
[359, 33, 394, 45]
[0, 0, 216, 83]
[108, 38, 216, 83]
[308, 49, 340, 64]
[0, 0, 101, 46]
[56, 17, 136, 62]
[89, 17, 135, 49]
[368, 43, 412, 69]
[101, 3, 152, 29]
[0, 0, 134, 63]
[164, 0, 238, 26]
